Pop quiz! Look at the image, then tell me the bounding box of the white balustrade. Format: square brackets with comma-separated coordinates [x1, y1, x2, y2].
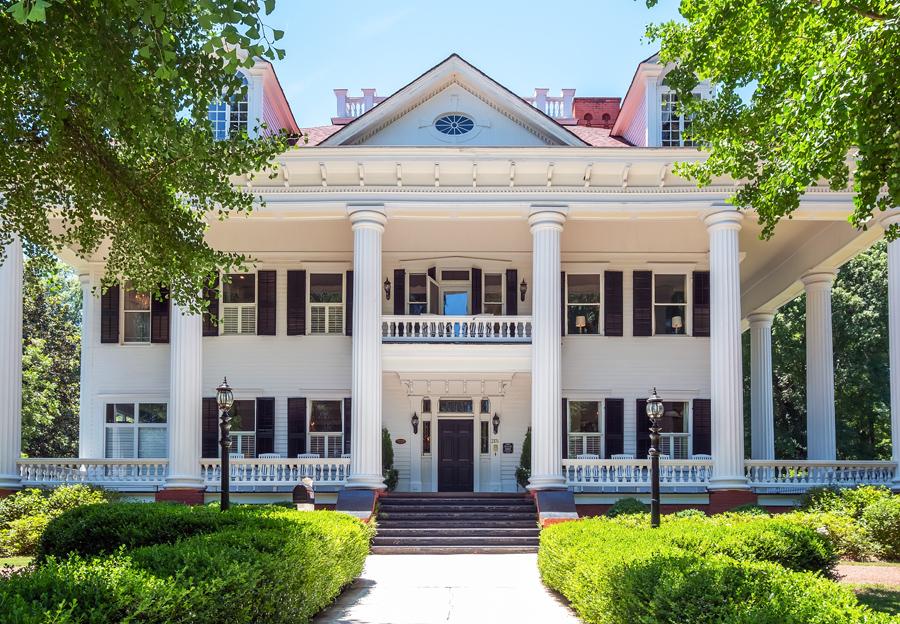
[382, 315, 532, 343]
[744, 460, 896, 490]
[340, 95, 387, 119]
[563, 458, 713, 489]
[524, 89, 575, 120]
[200, 457, 351, 488]
[17, 459, 168, 488]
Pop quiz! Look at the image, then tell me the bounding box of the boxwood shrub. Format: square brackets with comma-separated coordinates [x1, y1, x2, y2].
[861, 496, 900, 561]
[2, 505, 374, 624]
[538, 517, 886, 624]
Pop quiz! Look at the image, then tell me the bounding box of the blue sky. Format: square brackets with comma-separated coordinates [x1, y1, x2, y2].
[266, 0, 683, 127]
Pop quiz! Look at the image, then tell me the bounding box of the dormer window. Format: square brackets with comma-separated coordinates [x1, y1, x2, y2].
[661, 92, 696, 147]
[208, 74, 249, 140]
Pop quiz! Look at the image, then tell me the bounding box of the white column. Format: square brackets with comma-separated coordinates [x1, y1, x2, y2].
[704, 210, 748, 489]
[802, 271, 837, 460]
[164, 303, 204, 489]
[0, 238, 23, 490]
[345, 206, 387, 490]
[528, 206, 567, 490]
[77, 273, 103, 458]
[882, 213, 900, 487]
[748, 312, 776, 460]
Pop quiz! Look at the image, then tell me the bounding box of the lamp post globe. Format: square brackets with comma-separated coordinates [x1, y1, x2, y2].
[216, 377, 234, 511]
[646, 387, 664, 528]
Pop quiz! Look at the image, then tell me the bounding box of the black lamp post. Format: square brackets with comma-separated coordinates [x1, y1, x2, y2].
[492, 412, 501, 434]
[646, 388, 665, 528]
[411, 412, 419, 434]
[216, 377, 235, 511]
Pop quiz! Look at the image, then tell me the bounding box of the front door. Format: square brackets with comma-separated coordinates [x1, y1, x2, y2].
[437, 420, 474, 492]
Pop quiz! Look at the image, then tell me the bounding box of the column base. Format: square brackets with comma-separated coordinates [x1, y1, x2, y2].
[155, 488, 206, 505]
[527, 474, 567, 491]
[345, 474, 387, 490]
[708, 489, 757, 514]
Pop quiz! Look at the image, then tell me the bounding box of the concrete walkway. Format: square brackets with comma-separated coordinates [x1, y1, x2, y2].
[314, 554, 582, 624]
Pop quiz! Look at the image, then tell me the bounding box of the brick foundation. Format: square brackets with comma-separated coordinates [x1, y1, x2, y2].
[155, 488, 205, 505]
[576, 503, 710, 517]
[0, 488, 20, 499]
[708, 489, 757, 514]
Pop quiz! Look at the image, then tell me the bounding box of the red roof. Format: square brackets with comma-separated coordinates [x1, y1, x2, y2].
[297, 125, 343, 146]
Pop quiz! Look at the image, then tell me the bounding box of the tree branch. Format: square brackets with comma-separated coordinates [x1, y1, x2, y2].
[809, 0, 893, 21]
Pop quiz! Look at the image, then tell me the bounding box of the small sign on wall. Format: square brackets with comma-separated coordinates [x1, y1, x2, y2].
[502, 443, 514, 454]
[395, 438, 407, 445]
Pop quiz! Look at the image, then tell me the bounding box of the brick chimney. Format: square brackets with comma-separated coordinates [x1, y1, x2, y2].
[573, 97, 622, 129]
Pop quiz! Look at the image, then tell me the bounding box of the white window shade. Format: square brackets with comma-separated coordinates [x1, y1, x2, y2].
[138, 428, 167, 458]
[222, 304, 256, 335]
[106, 428, 135, 458]
[310, 304, 343, 335]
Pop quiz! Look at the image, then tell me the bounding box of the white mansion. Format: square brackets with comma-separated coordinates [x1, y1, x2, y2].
[1, 54, 898, 513]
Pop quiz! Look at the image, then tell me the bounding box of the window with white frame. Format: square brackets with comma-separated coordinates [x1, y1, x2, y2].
[568, 400, 602, 457]
[122, 283, 151, 344]
[408, 273, 427, 315]
[222, 273, 256, 335]
[654, 274, 688, 335]
[105, 403, 167, 458]
[309, 273, 344, 334]
[659, 401, 690, 459]
[484, 273, 504, 315]
[480, 420, 490, 454]
[228, 400, 256, 458]
[208, 74, 249, 140]
[566, 274, 601, 334]
[661, 92, 696, 147]
[308, 400, 343, 458]
[422, 420, 432, 455]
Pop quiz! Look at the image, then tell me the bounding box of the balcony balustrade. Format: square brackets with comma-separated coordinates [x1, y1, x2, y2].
[200, 457, 350, 489]
[382, 315, 532, 343]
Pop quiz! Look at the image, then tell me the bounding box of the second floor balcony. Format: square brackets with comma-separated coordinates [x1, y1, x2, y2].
[382, 315, 532, 343]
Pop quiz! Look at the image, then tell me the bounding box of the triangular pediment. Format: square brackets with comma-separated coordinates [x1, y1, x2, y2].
[321, 55, 587, 147]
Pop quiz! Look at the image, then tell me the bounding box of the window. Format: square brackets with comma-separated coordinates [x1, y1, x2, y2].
[568, 400, 601, 457]
[480, 420, 490, 454]
[222, 273, 256, 335]
[661, 92, 696, 147]
[654, 274, 687, 335]
[659, 401, 690, 459]
[480, 398, 490, 414]
[422, 397, 432, 413]
[208, 74, 249, 140]
[309, 273, 344, 334]
[408, 273, 427, 316]
[484, 273, 503, 315]
[309, 400, 344, 458]
[438, 399, 473, 413]
[105, 402, 167, 458]
[422, 420, 432, 454]
[441, 269, 469, 281]
[228, 400, 256, 457]
[122, 283, 151, 343]
[566, 274, 601, 334]
[435, 114, 474, 136]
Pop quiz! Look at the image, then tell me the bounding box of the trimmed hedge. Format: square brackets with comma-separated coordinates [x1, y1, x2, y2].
[2, 504, 374, 624]
[539, 517, 888, 624]
[605, 497, 648, 518]
[861, 496, 900, 561]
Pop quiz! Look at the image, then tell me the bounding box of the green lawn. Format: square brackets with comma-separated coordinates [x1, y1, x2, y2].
[852, 584, 900, 616]
[0, 556, 32, 568]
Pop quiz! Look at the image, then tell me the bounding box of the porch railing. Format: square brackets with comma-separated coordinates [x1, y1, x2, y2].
[17, 459, 168, 489]
[563, 458, 713, 489]
[382, 315, 532, 343]
[745, 460, 896, 491]
[200, 458, 350, 488]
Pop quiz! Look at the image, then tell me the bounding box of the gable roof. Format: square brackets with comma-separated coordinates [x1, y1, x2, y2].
[320, 54, 589, 147]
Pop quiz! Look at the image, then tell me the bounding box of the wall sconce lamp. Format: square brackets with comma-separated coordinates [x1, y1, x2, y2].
[383, 277, 391, 300]
[492, 412, 500, 434]
[519, 278, 527, 302]
[411, 412, 419, 434]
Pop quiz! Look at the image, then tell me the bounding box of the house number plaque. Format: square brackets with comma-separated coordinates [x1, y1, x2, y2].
[502, 443, 514, 454]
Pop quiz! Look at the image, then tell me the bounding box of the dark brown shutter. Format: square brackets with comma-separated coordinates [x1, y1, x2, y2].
[343, 397, 352, 455]
[255, 397, 275, 456]
[202, 275, 219, 337]
[202, 397, 219, 458]
[636, 399, 651, 458]
[505, 269, 518, 315]
[287, 398, 307, 457]
[256, 271, 277, 336]
[471, 268, 483, 315]
[100, 285, 120, 343]
[692, 398, 712, 455]
[393, 269, 405, 315]
[604, 271, 623, 337]
[633, 271, 653, 337]
[604, 398, 625, 457]
[345, 270, 354, 336]
[287, 270, 306, 335]
[561, 397, 568, 460]
[560, 271, 566, 336]
[693, 271, 710, 337]
[150, 287, 170, 343]
[427, 266, 436, 281]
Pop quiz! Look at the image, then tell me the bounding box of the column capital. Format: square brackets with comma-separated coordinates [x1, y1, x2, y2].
[347, 204, 387, 231]
[747, 311, 775, 328]
[703, 208, 744, 232]
[528, 206, 567, 231]
[801, 270, 836, 290]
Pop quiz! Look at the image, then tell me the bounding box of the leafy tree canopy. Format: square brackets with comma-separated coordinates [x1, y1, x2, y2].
[0, 0, 290, 311]
[646, 0, 900, 239]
